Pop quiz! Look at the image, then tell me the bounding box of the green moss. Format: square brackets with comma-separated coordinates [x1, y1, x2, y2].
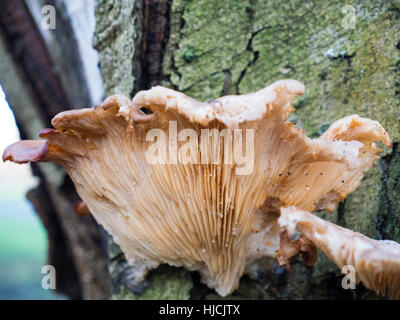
[162, 0, 256, 100]
[241, 1, 399, 142]
[163, 1, 399, 141]
[342, 165, 382, 237]
[183, 47, 196, 62]
[113, 265, 193, 300]
[205, 276, 270, 300]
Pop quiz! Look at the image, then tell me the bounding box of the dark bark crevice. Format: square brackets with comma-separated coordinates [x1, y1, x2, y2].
[221, 70, 232, 96]
[337, 199, 346, 225]
[377, 142, 400, 240]
[161, 4, 185, 91]
[138, 0, 171, 90]
[235, 27, 265, 94]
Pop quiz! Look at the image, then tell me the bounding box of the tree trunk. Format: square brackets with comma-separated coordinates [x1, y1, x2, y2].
[0, 0, 111, 299]
[93, 0, 400, 300]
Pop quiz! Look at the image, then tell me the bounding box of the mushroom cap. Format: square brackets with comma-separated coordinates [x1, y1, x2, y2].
[278, 206, 400, 299]
[3, 79, 391, 296]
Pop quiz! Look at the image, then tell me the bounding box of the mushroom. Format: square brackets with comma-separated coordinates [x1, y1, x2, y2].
[278, 206, 400, 299]
[3, 79, 396, 297]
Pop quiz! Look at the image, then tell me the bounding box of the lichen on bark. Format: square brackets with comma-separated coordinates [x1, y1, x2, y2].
[113, 265, 193, 300]
[93, 0, 142, 97]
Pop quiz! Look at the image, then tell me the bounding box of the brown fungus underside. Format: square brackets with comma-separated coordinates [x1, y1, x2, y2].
[3, 79, 398, 297]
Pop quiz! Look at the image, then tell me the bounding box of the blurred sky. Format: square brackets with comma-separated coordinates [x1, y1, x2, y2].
[0, 86, 64, 299]
[0, 86, 37, 192]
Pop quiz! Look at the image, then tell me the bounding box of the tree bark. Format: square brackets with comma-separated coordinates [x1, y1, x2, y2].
[93, 0, 400, 300]
[0, 0, 111, 299]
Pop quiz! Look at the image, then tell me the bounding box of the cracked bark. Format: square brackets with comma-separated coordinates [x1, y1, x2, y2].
[139, 0, 170, 88]
[235, 28, 263, 94]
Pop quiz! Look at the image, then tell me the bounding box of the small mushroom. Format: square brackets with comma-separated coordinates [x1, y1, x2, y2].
[278, 206, 400, 299]
[2, 79, 395, 296]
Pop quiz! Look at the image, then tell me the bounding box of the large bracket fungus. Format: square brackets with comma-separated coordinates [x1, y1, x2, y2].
[3, 79, 399, 298]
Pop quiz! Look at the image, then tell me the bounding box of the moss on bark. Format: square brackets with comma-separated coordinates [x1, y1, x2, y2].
[113, 265, 193, 300]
